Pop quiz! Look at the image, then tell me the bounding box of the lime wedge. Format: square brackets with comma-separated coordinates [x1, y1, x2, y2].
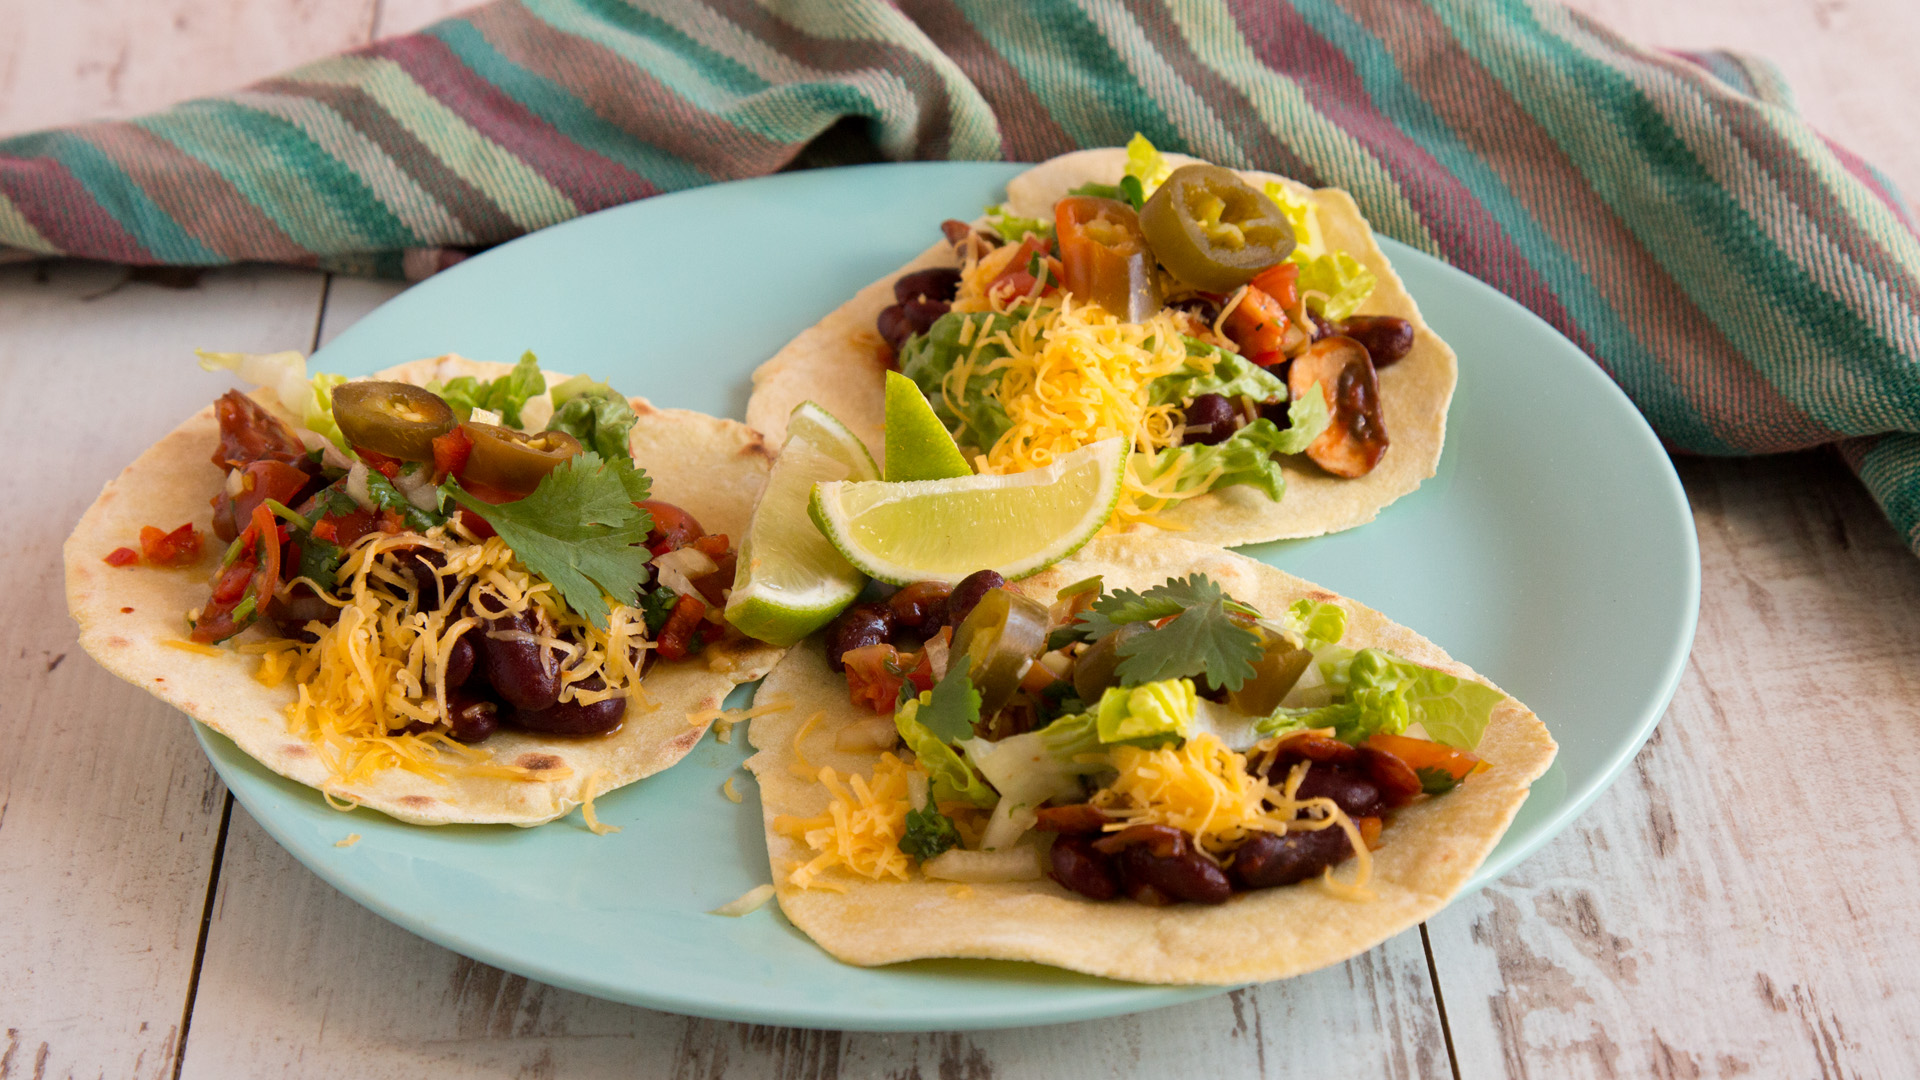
[809, 438, 1126, 585]
[884, 370, 972, 482]
[724, 402, 879, 646]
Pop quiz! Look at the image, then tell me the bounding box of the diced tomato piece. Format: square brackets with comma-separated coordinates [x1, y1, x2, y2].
[353, 447, 403, 479]
[310, 518, 338, 542]
[690, 533, 730, 559]
[378, 507, 406, 534]
[986, 235, 1062, 304]
[841, 644, 935, 714]
[139, 523, 205, 567]
[212, 459, 313, 542]
[1363, 733, 1482, 785]
[318, 507, 378, 548]
[1250, 262, 1300, 311]
[454, 507, 496, 540]
[1356, 815, 1383, 850]
[191, 503, 283, 644]
[640, 500, 705, 556]
[1225, 285, 1290, 358]
[104, 547, 139, 567]
[1251, 350, 1287, 369]
[654, 594, 708, 662]
[431, 426, 472, 483]
[211, 390, 307, 469]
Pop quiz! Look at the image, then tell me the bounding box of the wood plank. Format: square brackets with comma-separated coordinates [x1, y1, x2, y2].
[0, 1, 378, 137]
[1427, 451, 1920, 1078]
[0, 261, 327, 1080]
[181, 806, 1450, 1078]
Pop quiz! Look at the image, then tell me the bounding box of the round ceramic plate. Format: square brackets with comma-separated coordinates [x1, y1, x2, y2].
[195, 162, 1698, 1031]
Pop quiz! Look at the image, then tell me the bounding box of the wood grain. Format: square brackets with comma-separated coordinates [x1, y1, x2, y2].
[0, 260, 326, 1080]
[180, 807, 1452, 1079]
[1427, 450, 1920, 1077]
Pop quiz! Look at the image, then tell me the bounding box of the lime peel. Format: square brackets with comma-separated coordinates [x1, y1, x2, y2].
[809, 438, 1126, 585]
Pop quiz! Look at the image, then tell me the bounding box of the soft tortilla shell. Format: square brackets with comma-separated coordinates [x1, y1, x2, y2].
[745, 148, 1455, 546]
[65, 356, 784, 826]
[745, 535, 1554, 985]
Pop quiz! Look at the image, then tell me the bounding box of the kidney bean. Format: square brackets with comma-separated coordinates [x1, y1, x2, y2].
[945, 569, 1007, 628]
[392, 547, 448, 609]
[894, 267, 962, 305]
[877, 304, 915, 353]
[1291, 762, 1386, 820]
[887, 580, 952, 635]
[1339, 315, 1414, 368]
[444, 687, 500, 743]
[1229, 828, 1353, 889]
[903, 297, 949, 336]
[1181, 393, 1242, 446]
[474, 598, 562, 712]
[1048, 834, 1120, 901]
[825, 603, 895, 672]
[1360, 746, 1424, 808]
[1035, 803, 1111, 834]
[509, 677, 626, 735]
[443, 631, 476, 689]
[1168, 295, 1222, 325]
[1255, 395, 1294, 429]
[1267, 733, 1365, 769]
[266, 582, 339, 642]
[1120, 839, 1232, 905]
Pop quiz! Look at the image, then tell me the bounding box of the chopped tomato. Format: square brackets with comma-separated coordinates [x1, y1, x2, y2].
[1363, 733, 1482, 788]
[191, 503, 282, 644]
[1356, 815, 1383, 850]
[654, 594, 708, 662]
[212, 459, 312, 542]
[431, 426, 473, 483]
[139, 523, 204, 567]
[986, 235, 1062, 304]
[104, 547, 139, 567]
[317, 506, 378, 548]
[353, 446, 404, 479]
[1224, 284, 1290, 358]
[211, 390, 307, 469]
[841, 643, 934, 714]
[378, 507, 406, 534]
[454, 507, 496, 540]
[640, 500, 705, 556]
[1250, 262, 1300, 311]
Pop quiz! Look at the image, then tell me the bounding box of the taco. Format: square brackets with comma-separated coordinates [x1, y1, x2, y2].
[66, 353, 784, 825]
[747, 137, 1456, 545]
[744, 535, 1553, 984]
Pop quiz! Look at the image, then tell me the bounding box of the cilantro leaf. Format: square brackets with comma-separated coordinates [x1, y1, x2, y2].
[639, 586, 678, 635]
[363, 469, 448, 533]
[290, 533, 344, 588]
[444, 451, 656, 629]
[900, 806, 960, 860]
[915, 658, 981, 743]
[1087, 575, 1264, 692]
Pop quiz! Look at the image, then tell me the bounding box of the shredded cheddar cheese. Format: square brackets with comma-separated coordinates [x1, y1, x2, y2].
[335, 833, 361, 848]
[579, 768, 620, 836]
[787, 710, 826, 779]
[250, 520, 643, 797]
[772, 753, 921, 891]
[1091, 733, 1374, 899]
[688, 695, 792, 747]
[722, 777, 743, 803]
[163, 638, 225, 657]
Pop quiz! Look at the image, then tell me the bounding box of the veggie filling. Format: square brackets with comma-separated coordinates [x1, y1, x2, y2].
[781, 570, 1498, 904]
[873, 135, 1416, 528]
[116, 353, 744, 789]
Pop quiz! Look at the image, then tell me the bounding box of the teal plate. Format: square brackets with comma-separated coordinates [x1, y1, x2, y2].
[194, 162, 1698, 1031]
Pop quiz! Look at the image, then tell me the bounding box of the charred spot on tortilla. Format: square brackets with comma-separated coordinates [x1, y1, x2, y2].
[64, 355, 788, 826]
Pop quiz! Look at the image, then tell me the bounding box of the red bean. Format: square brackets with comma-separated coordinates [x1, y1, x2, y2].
[887, 581, 952, 635]
[475, 598, 562, 712]
[1048, 834, 1120, 900]
[1035, 803, 1111, 834]
[1229, 828, 1353, 889]
[1181, 393, 1242, 446]
[1119, 839, 1232, 905]
[509, 679, 626, 735]
[443, 632, 476, 689]
[945, 569, 1006, 627]
[1290, 762, 1386, 820]
[395, 547, 447, 609]
[1360, 746, 1424, 808]
[444, 687, 501, 743]
[1339, 315, 1414, 368]
[877, 304, 915, 352]
[825, 603, 895, 672]
[894, 267, 962, 305]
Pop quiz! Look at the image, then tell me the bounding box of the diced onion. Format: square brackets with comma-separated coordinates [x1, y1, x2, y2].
[921, 846, 1043, 883]
[345, 463, 373, 510]
[654, 547, 718, 579]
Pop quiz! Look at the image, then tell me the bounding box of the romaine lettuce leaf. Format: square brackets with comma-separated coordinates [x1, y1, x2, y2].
[1125, 133, 1175, 201]
[1093, 678, 1197, 745]
[1296, 251, 1378, 322]
[1276, 599, 1347, 651]
[1254, 648, 1503, 750]
[983, 204, 1051, 243]
[1149, 340, 1290, 406]
[431, 351, 546, 428]
[195, 349, 347, 449]
[896, 311, 1016, 453]
[895, 704, 997, 807]
[545, 374, 639, 464]
[1133, 390, 1330, 502]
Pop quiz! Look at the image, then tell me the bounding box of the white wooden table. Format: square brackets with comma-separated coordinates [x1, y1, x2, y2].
[6, 2, 1919, 1076]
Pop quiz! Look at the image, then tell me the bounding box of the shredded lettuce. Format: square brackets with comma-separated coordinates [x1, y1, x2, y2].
[1296, 251, 1378, 322]
[546, 374, 639, 464]
[196, 349, 347, 449]
[1256, 647, 1503, 750]
[1125, 133, 1175, 201]
[1263, 181, 1319, 258]
[1275, 599, 1348, 651]
[431, 351, 546, 428]
[983, 204, 1052, 243]
[895, 701, 997, 807]
[1150, 339, 1290, 406]
[1134, 389, 1329, 502]
[1094, 677, 1198, 745]
[896, 311, 1016, 454]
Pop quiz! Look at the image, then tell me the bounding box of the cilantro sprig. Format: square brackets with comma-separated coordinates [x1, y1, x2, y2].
[915, 658, 982, 743]
[900, 806, 960, 860]
[1079, 574, 1264, 693]
[443, 451, 655, 629]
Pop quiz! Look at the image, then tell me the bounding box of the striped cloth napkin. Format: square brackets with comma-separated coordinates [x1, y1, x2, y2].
[4, 0, 1917, 554]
